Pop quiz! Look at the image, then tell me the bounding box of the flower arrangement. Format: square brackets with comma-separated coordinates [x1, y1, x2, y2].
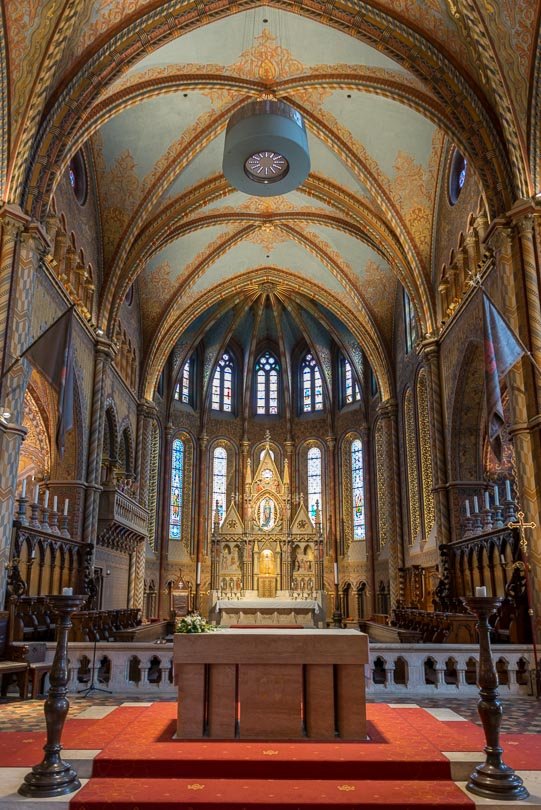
[175, 612, 216, 634]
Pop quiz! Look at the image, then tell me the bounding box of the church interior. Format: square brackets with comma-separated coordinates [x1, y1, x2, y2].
[1, 0, 541, 791]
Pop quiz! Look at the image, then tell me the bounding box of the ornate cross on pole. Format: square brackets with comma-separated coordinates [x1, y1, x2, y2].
[508, 511, 537, 553]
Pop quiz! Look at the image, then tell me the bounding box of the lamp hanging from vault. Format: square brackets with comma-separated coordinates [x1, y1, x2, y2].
[222, 99, 310, 197]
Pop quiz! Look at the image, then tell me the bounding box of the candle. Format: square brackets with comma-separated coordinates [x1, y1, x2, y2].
[62, 587, 73, 595]
[493, 485, 499, 506]
[473, 495, 479, 513]
[43, 490, 49, 508]
[500, 553, 505, 565]
[475, 586, 487, 597]
[484, 491, 490, 510]
[63, 498, 69, 516]
[33, 485, 39, 503]
[53, 496, 58, 512]
[21, 478, 26, 498]
[465, 499, 470, 517]
[334, 562, 339, 585]
[505, 479, 512, 501]
[196, 562, 201, 585]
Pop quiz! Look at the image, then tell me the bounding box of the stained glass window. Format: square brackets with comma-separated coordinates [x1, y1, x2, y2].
[181, 359, 190, 403]
[212, 447, 227, 525]
[211, 352, 234, 412]
[169, 438, 184, 540]
[301, 353, 324, 413]
[351, 438, 365, 540]
[403, 289, 417, 354]
[341, 357, 361, 406]
[307, 446, 322, 524]
[448, 148, 467, 205]
[255, 352, 279, 415]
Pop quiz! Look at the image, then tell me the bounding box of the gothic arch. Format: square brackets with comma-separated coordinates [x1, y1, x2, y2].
[450, 340, 485, 481]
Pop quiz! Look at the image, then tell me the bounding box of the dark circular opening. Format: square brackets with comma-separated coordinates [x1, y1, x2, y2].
[244, 151, 289, 184]
[68, 150, 88, 205]
[448, 148, 467, 206]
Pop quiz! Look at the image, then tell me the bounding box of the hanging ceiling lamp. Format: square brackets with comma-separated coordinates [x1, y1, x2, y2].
[222, 99, 310, 197]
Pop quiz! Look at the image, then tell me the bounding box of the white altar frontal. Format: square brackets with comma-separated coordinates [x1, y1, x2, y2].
[209, 443, 326, 626]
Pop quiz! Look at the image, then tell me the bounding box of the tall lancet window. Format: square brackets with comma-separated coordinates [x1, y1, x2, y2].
[169, 438, 184, 540]
[307, 446, 322, 524]
[212, 446, 227, 525]
[351, 439, 365, 540]
[175, 358, 192, 404]
[301, 353, 324, 413]
[211, 352, 234, 412]
[341, 357, 361, 406]
[255, 351, 279, 415]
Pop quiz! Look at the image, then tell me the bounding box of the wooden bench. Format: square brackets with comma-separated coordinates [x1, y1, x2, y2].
[0, 611, 28, 698]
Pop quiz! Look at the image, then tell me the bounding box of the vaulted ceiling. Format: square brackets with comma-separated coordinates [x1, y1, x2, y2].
[2, 1, 540, 400]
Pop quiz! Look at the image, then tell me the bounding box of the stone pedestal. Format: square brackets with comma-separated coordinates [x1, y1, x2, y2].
[173, 628, 368, 740]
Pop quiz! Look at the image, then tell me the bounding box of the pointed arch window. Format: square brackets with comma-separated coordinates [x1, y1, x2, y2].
[307, 446, 322, 524]
[212, 353, 234, 413]
[174, 358, 192, 404]
[301, 353, 324, 413]
[169, 438, 184, 540]
[403, 289, 417, 354]
[340, 357, 361, 406]
[212, 447, 227, 525]
[255, 351, 280, 415]
[351, 438, 365, 540]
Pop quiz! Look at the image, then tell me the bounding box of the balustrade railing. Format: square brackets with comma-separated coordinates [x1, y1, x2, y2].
[24, 641, 534, 697]
[98, 487, 148, 537]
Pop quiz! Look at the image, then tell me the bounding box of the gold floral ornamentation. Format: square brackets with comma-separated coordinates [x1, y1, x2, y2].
[187, 783, 205, 790]
[337, 784, 356, 791]
[262, 749, 279, 755]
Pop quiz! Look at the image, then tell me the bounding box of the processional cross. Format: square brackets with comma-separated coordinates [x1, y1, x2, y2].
[508, 511, 536, 554]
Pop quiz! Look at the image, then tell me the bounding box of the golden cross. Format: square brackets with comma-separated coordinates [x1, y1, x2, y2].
[508, 511, 537, 553]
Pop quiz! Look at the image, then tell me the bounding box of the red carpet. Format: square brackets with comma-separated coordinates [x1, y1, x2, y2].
[7, 702, 541, 807]
[63, 703, 478, 808]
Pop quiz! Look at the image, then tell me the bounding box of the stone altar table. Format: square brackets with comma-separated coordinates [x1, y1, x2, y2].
[213, 597, 323, 627]
[173, 628, 368, 740]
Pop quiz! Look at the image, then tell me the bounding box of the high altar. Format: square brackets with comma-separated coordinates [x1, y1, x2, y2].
[208, 442, 326, 626]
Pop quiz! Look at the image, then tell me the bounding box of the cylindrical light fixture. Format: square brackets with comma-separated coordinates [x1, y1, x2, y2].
[223, 100, 310, 197]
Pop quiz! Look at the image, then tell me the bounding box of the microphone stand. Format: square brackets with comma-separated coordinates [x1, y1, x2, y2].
[77, 634, 111, 697]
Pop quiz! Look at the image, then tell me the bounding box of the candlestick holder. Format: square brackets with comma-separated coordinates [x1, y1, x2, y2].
[41, 505, 50, 532]
[15, 496, 28, 525]
[29, 500, 41, 529]
[471, 509, 483, 533]
[19, 594, 86, 798]
[503, 499, 516, 524]
[461, 596, 529, 801]
[60, 512, 71, 539]
[492, 505, 504, 530]
[481, 507, 493, 531]
[49, 508, 61, 535]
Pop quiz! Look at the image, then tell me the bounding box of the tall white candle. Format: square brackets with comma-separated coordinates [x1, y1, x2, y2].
[493, 485, 499, 506]
[63, 498, 69, 516]
[473, 495, 479, 513]
[196, 562, 201, 585]
[43, 490, 49, 508]
[475, 586, 487, 597]
[334, 562, 339, 585]
[505, 479, 512, 501]
[33, 485, 39, 503]
[465, 499, 470, 517]
[53, 496, 58, 512]
[21, 478, 26, 498]
[484, 491, 490, 510]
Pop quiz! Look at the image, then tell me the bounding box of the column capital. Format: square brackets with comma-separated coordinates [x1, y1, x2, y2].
[137, 398, 158, 418]
[199, 432, 209, 450]
[325, 434, 336, 450]
[416, 336, 440, 360]
[95, 335, 117, 361]
[376, 397, 397, 420]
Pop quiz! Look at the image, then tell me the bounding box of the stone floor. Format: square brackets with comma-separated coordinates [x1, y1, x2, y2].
[0, 692, 539, 734]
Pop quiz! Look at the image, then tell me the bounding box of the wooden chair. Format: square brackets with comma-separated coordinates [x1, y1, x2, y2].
[0, 611, 28, 699]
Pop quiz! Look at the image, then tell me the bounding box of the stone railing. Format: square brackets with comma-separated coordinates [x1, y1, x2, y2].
[98, 487, 149, 538]
[32, 641, 535, 697]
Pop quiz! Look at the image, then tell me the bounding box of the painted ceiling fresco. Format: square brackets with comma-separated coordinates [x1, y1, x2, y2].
[3, 0, 541, 393]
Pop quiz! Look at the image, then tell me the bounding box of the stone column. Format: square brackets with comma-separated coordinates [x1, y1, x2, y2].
[83, 338, 115, 548]
[360, 424, 376, 614]
[418, 339, 450, 545]
[194, 432, 209, 610]
[374, 400, 403, 609]
[0, 207, 50, 599]
[488, 217, 541, 642]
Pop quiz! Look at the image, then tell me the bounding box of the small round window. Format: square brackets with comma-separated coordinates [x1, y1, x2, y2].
[68, 150, 87, 205]
[448, 148, 467, 206]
